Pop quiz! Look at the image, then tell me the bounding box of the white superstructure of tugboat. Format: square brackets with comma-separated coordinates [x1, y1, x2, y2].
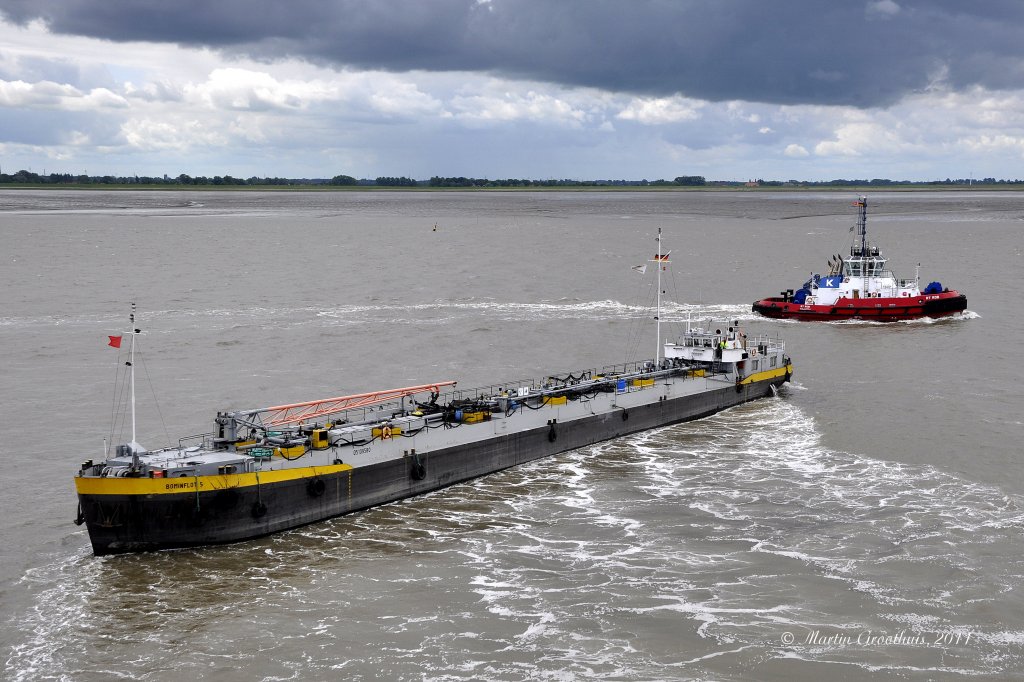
[75, 233, 793, 555]
[753, 196, 967, 321]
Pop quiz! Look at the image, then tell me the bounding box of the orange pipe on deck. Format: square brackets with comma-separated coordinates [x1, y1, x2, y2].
[256, 381, 457, 426]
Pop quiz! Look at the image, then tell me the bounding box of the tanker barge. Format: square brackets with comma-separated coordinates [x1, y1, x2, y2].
[75, 239, 793, 555]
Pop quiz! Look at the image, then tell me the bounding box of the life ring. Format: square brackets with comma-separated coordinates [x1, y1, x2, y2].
[307, 477, 326, 498]
[382, 425, 393, 440]
[251, 501, 268, 519]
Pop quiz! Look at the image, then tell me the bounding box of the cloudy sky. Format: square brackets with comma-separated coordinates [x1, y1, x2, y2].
[1, 0, 1023, 181]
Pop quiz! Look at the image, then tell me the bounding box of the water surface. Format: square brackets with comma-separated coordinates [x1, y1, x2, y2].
[1, 190, 1020, 680]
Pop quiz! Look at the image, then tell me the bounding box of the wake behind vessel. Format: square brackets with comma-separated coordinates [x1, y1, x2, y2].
[752, 196, 967, 322]
[75, 236, 793, 555]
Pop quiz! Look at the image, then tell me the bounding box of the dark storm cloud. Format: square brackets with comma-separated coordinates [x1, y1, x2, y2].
[4, 0, 1024, 107]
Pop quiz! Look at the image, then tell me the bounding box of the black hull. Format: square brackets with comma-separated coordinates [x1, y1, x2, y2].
[79, 379, 782, 555]
[923, 293, 967, 317]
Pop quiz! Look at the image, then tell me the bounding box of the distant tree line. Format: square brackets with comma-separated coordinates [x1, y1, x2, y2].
[427, 176, 701, 187]
[375, 176, 418, 186]
[674, 176, 706, 185]
[0, 170, 349, 186]
[794, 177, 1013, 186]
[2, 169, 1022, 187]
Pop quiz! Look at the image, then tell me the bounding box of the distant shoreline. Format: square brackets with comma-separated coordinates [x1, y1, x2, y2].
[2, 183, 1023, 192]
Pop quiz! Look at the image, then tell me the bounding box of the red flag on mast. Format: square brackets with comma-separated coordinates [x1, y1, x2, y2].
[108, 335, 122, 348]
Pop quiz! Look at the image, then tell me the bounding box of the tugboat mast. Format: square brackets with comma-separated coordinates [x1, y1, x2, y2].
[855, 195, 868, 256]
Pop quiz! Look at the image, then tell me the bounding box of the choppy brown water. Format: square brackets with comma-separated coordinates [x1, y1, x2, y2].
[1, 189, 1021, 680]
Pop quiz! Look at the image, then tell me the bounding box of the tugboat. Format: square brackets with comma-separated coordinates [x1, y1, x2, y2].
[75, 234, 793, 555]
[752, 197, 967, 322]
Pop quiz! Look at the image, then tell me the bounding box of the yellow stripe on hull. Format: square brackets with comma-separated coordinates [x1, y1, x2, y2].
[739, 363, 793, 386]
[75, 462, 352, 496]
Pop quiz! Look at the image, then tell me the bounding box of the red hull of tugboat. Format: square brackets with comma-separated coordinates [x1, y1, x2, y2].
[752, 290, 967, 322]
